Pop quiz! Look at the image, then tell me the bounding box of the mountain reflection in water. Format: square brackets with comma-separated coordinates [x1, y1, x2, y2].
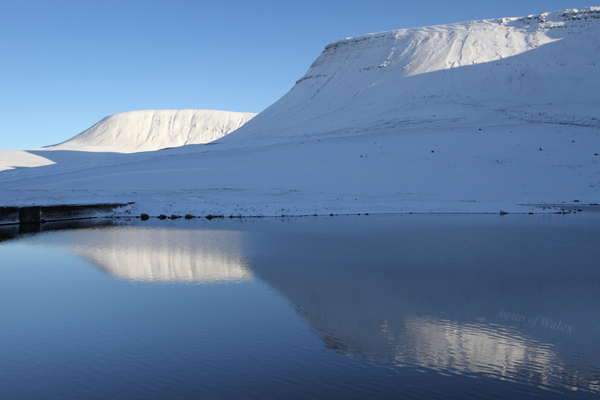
[5, 215, 598, 397]
[41, 226, 252, 283]
[240, 215, 600, 394]
[81, 228, 252, 283]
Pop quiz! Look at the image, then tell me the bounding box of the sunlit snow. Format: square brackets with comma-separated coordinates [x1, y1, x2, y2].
[1, 8, 598, 216]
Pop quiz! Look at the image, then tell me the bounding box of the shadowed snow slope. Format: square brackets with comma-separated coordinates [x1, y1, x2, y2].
[49, 109, 256, 152]
[0, 8, 599, 215]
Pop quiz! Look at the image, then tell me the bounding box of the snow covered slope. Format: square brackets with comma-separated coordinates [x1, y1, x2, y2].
[0, 109, 255, 171]
[49, 109, 256, 152]
[0, 8, 598, 215]
[222, 7, 600, 144]
[0, 151, 57, 171]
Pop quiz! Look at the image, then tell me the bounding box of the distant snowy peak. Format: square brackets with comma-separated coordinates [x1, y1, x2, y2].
[50, 109, 256, 152]
[222, 7, 600, 143]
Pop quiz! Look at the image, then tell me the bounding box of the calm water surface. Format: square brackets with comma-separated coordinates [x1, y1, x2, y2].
[0, 214, 599, 399]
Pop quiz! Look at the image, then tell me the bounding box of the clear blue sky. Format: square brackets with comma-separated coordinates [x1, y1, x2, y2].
[0, 0, 591, 149]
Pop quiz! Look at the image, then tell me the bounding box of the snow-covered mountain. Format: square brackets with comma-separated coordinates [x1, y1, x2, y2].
[0, 8, 598, 216]
[222, 7, 600, 144]
[50, 109, 256, 152]
[0, 109, 255, 172]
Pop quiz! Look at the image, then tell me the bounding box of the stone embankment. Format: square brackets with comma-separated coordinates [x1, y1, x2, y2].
[0, 203, 134, 226]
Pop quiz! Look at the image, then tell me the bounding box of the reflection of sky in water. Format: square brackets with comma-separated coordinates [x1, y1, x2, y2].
[0, 215, 599, 398]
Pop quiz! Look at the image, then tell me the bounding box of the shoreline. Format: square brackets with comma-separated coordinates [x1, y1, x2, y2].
[1, 202, 597, 227]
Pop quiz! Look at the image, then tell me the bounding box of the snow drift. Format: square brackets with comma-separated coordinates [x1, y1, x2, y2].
[49, 109, 256, 153]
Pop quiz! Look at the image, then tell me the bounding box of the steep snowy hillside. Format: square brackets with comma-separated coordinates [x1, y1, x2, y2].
[0, 8, 598, 216]
[222, 7, 600, 144]
[50, 109, 256, 152]
[0, 109, 255, 172]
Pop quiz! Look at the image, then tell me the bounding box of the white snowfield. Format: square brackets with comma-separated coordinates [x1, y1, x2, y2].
[0, 109, 256, 171]
[1, 8, 599, 216]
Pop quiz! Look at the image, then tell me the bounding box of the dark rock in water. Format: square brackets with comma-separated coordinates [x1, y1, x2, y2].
[170, 215, 180, 220]
[158, 214, 167, 220]
[184, 214, 194, 219]
[140, 214, 150, 221]
[205, 215, 214, 220]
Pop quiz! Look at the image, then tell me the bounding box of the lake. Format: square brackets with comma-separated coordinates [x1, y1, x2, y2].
[1, 214, 599, 399]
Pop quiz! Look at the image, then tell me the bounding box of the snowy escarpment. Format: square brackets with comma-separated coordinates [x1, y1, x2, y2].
[0, 109, 256, 172]
[222, 7, 600, 144]
[49, 109, 256, 153]
[0, 8, 599, 215]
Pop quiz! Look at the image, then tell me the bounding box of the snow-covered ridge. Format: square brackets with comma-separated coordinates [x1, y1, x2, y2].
[306, 7, 600, 80]
[222, 7, 600, 144]
[324, 7, 600, 50]
[0, 109, 256, 171]
[49, 109, 256, 153]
